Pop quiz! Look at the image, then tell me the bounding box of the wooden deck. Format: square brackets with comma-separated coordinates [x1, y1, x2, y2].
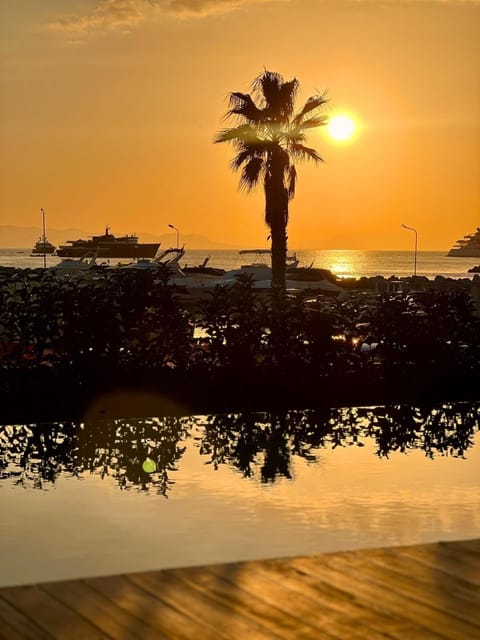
[0, 539, 479, 639]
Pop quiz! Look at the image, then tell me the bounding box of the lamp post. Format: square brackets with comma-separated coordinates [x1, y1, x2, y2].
[41, 208, 47, 269]
[401, 223, 418, 277]
[168, 224, 179, 249]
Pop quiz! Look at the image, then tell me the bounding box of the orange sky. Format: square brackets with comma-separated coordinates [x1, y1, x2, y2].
[0, 0, 479, 249]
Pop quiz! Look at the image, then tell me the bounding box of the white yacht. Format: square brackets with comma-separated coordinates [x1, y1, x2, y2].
[201, 251, 347, 298]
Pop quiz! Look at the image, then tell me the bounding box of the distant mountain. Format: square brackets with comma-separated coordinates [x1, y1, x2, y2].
[0, 226, 236, 250]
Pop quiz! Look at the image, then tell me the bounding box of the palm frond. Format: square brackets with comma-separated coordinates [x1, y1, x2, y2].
[253, 71, 283, 106]
[214, 124, 261, 145]
[240, 157, 264, 191]
[253, 71, 299, 122]
[230, 148, 256, 170]
[292, 115, 328, 132]
[293, 92, 328, 125]
[284, 131, 306, 145]
[228, 92, 263, 122]
[278, 79, 299, 118]
[290, 142, 323, 163]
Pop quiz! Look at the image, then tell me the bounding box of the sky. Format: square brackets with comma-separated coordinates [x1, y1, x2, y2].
[0, 0, 479, 250]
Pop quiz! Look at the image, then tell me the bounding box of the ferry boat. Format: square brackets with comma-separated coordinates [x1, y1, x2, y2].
[447, 228, 480, 257]
[56, 226, 160, 258]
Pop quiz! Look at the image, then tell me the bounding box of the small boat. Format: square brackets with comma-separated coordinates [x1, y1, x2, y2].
[468, 265, 480, 274]
[447, 228, 480, 258]
[121, 247, 186, 272]
[182, 256, 225, 278]
[201, 255, 347, 298]
[31, 238, 56, 256]
[51, 253, 100, 275]
[31, 208, 56, 256]
[239, 249, 299, 268]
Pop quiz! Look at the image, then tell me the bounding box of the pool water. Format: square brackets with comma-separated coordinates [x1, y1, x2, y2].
[0, 403, 479, 587]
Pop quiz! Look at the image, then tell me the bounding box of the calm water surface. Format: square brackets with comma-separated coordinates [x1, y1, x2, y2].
[0, 403, 479, 587]
[1, 248, 478, 279]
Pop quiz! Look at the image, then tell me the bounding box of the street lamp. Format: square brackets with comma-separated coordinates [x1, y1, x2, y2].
[168, 224, 179, 249]
[401, 223, 418, 276]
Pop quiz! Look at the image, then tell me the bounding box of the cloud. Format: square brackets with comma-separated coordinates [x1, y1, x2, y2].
[48, 0, 157, 35]
[47, 0, 275, 37]
[47, 0, 480, 38]
[167, 0, 270, 14]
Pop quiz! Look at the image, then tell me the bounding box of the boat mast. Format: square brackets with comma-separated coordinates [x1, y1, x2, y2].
[41, 208, 47, 269]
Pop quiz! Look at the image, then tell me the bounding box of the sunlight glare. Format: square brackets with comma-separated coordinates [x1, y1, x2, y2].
[327, 115, 355, 141]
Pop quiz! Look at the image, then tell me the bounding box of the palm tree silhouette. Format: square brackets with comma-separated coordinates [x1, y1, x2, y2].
[215, 70, 328, 289]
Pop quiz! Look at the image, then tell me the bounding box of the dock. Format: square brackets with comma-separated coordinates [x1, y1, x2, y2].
[0, 539, 479, 639]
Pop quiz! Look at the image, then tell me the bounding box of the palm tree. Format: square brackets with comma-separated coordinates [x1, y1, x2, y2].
[215, 70, 328, 289]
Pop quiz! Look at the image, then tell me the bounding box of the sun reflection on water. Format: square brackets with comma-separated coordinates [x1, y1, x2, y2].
[329, 262, 354, 278]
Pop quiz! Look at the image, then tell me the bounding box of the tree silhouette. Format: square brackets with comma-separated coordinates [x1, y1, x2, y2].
[215, 70, 328, 289]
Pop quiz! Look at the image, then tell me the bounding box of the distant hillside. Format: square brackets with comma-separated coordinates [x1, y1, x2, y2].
[0, 226, 236, 250]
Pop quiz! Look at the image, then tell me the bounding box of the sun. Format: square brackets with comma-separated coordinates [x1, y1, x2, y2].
[327, 115, 355, 141]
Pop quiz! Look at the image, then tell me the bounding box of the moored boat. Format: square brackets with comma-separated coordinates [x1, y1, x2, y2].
[51, 254, 101, 275]
[121, 247, 185, 271]
[31, 208, 56, 256]
[239, 249, 299, 268]
[182, 256, 226, 278]
[200, 251, 346, 298]
[31, 238, 56, 256]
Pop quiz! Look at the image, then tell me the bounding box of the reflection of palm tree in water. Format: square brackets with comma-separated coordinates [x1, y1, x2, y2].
[198, 404, 479, 482]
[0, 405, 478, 491]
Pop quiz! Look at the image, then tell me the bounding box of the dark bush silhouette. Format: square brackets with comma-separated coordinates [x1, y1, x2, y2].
[0, 268, 479, 420]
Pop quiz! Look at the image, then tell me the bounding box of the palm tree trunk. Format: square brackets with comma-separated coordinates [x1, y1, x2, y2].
[265, 155, 289, 290]
[270, 216, 287, 290]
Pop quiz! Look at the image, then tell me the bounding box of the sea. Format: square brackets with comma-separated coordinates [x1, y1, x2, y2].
[0, 248, 478, 279]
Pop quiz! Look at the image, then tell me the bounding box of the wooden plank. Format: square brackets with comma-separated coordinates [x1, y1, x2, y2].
[85, 574, 210, 640]
[290, 552, 477, 640]
[206, 559, 389, 640]
[316, 549, 480, 628]
[0, 597, 51, 640]
[163, 566, 287, 640]
[439, 539, 480, 560]
[250, 556, 445, 640]
[171, 562, 337, 640]
[0, 540, 478, 640]
[359, 547, 479, 606]
[42, 579, 163, 640]
[395, 544, 480, 586]
[177, 562, 343, 640]
[446, 539, 480, 556]
[0, 585, 108, 639]
[128, 569, 277, 640]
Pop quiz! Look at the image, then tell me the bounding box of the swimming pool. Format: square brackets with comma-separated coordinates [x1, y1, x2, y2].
[1, 403, 478, 587]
